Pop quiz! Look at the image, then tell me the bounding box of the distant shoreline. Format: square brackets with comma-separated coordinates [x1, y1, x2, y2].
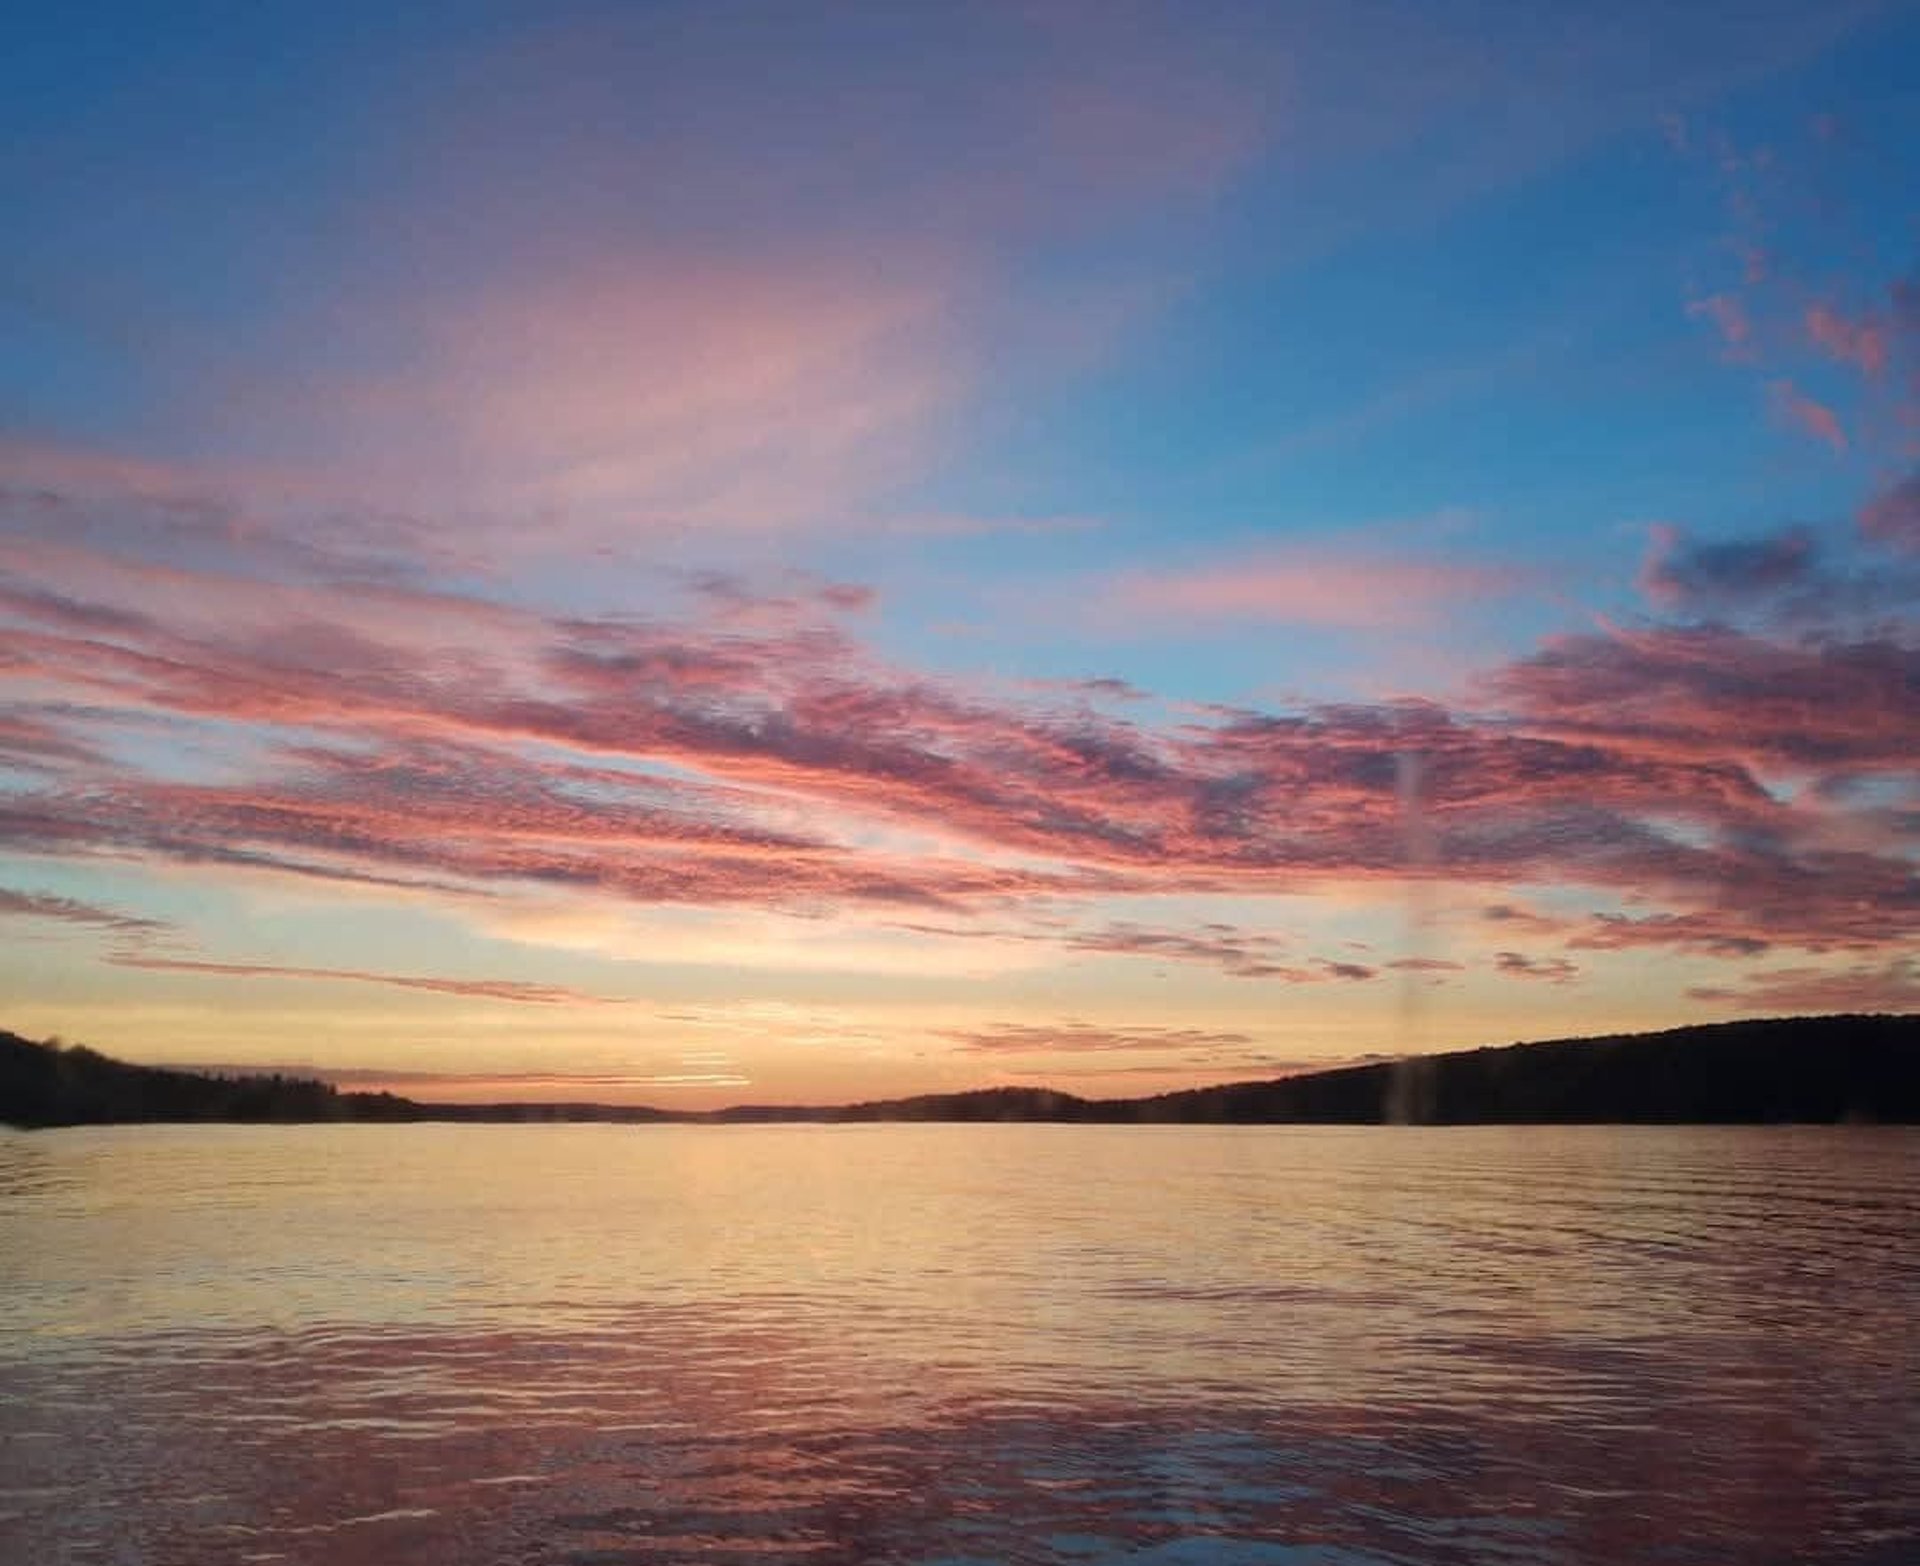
[4, 1014, 1916, 1129]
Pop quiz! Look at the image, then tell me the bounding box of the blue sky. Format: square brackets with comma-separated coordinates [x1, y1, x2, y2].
[3, 1, 1917, 1101]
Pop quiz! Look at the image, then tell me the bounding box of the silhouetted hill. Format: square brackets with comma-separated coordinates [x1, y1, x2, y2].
[708, 1086, 1096, 1123]
[1114, 1015, 1920, 1125]
[0, 1033, 694, 1127]
[3, 1015, 1915, 1129]
[0, 1032, 392, 1126]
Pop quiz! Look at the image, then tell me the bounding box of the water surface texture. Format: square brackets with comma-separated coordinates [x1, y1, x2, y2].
[2, 1124, 1916, 1564]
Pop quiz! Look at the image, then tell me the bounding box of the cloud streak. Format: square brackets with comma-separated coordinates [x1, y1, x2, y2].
[1861, 474, 1920, 552]
[0, 885, 168, 942]
[1101, 550, 1528, 629]
[106, 955, 626, 1006]
[1637, 524, 1819, 611]
[944, 1023, 1256, 1056]
[1493, 951, 1581, 984]
[1688, 959, 1920, 1013]
[4, 489, 1917, 984]
[6, 1, 1919, 1099]
[1806, 302, 1889, 377]
[180, 1065, 753, 1097]
[1769, 380, 1847, 451]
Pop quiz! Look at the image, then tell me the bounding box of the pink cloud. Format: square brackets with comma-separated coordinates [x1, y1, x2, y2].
[1688, 293, 1753, 356]
[1860, 472, 1920, 551]
[1570, 912, 1772, 959]
[10, 264, 944, 565]
[1805, 302, 1888, 377]
[0, 709, 110, 773]
[65, 11, 1279, 550]
[892, 914, 1402, 982]
[1489, 623, 1919, 774]
[328, 261, 958, 528]
[1479, 903, 1572, 937]
[6, 518, 1919, 966]
[1768, 380, 1847, 451]
[1103, 552, 1528, 629]
[1672, 145, 1917, 482]
[1636, 523, 1818, 610]
[0, 437, 296, 505]
[891, 916, 1307, 979]
[1688, 959, 1920, 1014]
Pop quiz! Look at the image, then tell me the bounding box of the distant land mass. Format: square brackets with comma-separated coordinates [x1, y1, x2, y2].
[3, 1015, 1916, 1129]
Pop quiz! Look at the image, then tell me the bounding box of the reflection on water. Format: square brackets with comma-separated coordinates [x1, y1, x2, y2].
[1, 1124, 1915, 1563]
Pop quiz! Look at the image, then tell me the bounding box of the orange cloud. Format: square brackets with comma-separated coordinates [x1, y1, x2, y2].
[944, 1022, 1255, 1056]
[181, 1066, 754, 1103]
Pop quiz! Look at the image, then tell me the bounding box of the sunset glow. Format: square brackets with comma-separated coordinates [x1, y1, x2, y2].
[4, 2, 1917, 1105]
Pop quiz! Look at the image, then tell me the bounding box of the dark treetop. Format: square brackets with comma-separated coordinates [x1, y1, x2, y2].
[2, 1014, 1915, 1129]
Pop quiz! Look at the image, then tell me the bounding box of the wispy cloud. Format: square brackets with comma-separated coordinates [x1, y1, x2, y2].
[6, 518, 1917, 969]
[1861, 473, 1920, 552]
[1634, 521, 1920, 627]
[994, 1056, 1391, 1082]
[106, 955, 625, 1006]
[889, 915, 1311, 980]
[1493, 951, 1581, 984]
[1805, 301, 1889, 377]
[1101, 550, 1529, 629]
[943, 1023, 1255, 1056]
[1570, 912, 1773, 959]
[1769, 379, 1847, 451]
[1689, 959, 1920, 1013]
[180, 1065, 753, 1097]
[0, 885, 168, 942]
[1489, 622, 1919, 772]
[1637, 523, 1819, 610]
[1480, 903, 1573, 938]
[291, 261, 962, 532]
[7, 0, 1918, 1088]
[1386, 957, 1464, 974]
[14, 7, 1275, 549]
[1689, 293, 1754, 357]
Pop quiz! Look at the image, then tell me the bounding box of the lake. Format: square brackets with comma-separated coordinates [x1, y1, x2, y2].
[1, 1123, 1915, 1564]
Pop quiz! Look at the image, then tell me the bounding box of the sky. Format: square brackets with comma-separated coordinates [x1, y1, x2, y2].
[3, 1, 1918, 1106]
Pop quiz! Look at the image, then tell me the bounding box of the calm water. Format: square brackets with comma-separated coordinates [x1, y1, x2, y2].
[1, 1124, 1915, 1565]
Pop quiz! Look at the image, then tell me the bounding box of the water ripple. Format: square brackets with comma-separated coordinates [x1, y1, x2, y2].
[1, 1124, 1915, 1564]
